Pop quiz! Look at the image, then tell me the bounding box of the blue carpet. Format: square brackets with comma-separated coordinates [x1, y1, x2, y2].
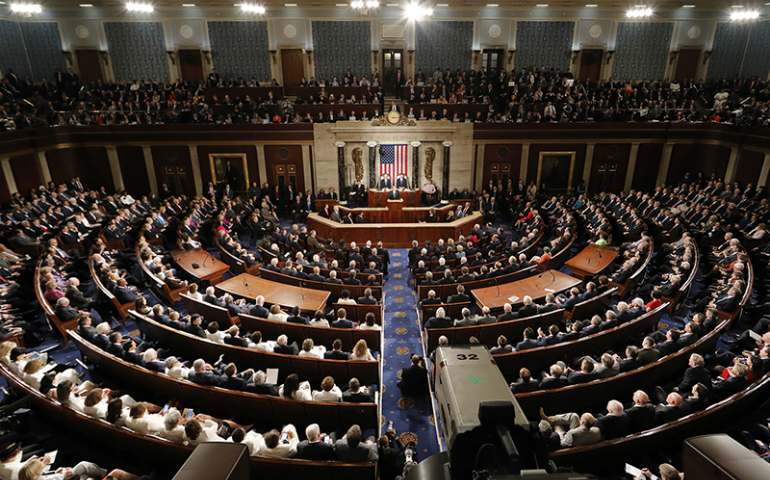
[381, 249, 441, 459]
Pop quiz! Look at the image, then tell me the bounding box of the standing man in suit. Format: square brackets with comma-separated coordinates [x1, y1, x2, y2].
[394, 69, 405, 100]
[352, 180, 367, 208]
[387, 186, 402, 201]
[397, 355, 429, 396]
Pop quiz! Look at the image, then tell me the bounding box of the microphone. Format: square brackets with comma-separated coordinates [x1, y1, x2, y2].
[202, 251, 209, 268]
[586, 250, 599, 264]
[300, 281, 306, 299]
[493, 276, 501, 297]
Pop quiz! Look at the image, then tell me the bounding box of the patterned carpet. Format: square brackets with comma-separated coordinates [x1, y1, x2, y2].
[380, 249, 441, 460]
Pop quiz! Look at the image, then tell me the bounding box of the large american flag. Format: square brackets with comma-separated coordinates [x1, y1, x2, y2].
[379, 144, 408, 180]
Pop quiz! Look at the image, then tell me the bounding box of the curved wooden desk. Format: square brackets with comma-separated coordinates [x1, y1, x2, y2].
[307, 211, 482, 248]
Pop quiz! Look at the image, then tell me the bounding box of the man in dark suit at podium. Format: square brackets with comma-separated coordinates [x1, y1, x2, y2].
[396, 173, 409, 189]
[387, 186, 402, 201]
[380, 174, 392, 189]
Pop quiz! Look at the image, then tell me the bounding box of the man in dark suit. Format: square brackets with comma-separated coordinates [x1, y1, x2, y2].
[514, 296, 539, 319]
[326, 271, 344, 284]
[454, 308, 477, 327]
[676, 354, 711, 394]
[475, 306, 497, 325]
[446, 285, 470, 304]
[424, 308, 452, 329]
[713, 364, 749, 399]
[331, 309, 356, 328]
[247, 296, 270, 318]
[568, 359, 596, 384]
[397, 355, 429, 396]
[497, 303, 517, 323]
[594, 400, 630, 440]
[357, 288, 378, 305]
[395, 173, 408, 189]
[510, 368, 540, 393]
[637, 337, 661, 365]
[188, 359, 224, 387]
[296, 424, 337, 460]
[654, 392, 684, 425]
[515, 327, 540, 351]
[113, 279, 139, 304]
[323, 339, 350, 360]
[539, 364, 570, 390]
[489, 335, 513, 354]
[387, 186, 402, 201]
[342, 271, 362, 286]
[380, 174, 392, 189]
[273, 334, 299, 355]
[287, 306, 309, 325]
[342, 378, 374, 403]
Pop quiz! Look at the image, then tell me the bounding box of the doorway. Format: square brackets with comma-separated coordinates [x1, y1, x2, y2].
[579, 49, 603, 82]
[675, 49, 701, 81]
[482, 49, 504, 73]
[75, 49, 104, 83]
[382, 48, 403, 96]
[280, 49, 305, 87]
[162, 165, 189, 197]
[178, 49, 204, 83]
[593, 162, 618, 193]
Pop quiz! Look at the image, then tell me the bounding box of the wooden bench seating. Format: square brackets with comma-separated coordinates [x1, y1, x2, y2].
[181, 293, 240, 326]
[99, 227, 125, 250]
[0, 363, 377, 480]
[331, 303, 383, 324]
[513, 318, 730, 419]
[494, 303, 667, 381]
[259, 268, 383, 302]
[131, 311, 380, 386]
[260, 247, 384, 285]
[237, 313, 382, 353]
[416, 266, 537, 302]
[33, 260, 80, 344]
[548, 366, 770, 470]
[69, 330, 379, 430]
[563, 287, 617, 321]
[420, 302, 473, 328]
[661, 241, 699, 315]
[215, 238, 261, 275]
[135, 244, 187, 304]
[609, 242, 654, 299]
[88, 249, 129, 326]
[537, 236, 576, 273]
[424, 309, 565, 352]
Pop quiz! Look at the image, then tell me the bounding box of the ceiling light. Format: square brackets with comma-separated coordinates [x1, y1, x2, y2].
[386, 3, 398, 5]
[731, 10, 759, 20]
[336, 3, 347, 5]
[536, 4, 549, 6]
[682, 4, 695, 7]
[486, 3, 498, 6]
[731, 5, 744, 7]
[285, 3, 297, 5]
[437, 3, 448, 5]
[405, 3, 432, 19]
[241, 3, 266, 13]
[126, 2, 153, 12]
[11, 3, 42, 13]
[80, 3, 94, 6]
[585, 4, 598, 7]
[626, 7, 652, 17]
[182, 3, 196, 6]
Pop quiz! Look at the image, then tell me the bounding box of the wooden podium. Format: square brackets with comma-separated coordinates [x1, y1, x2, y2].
[368, 189, 420, 207]
[564, 244, 619, 281]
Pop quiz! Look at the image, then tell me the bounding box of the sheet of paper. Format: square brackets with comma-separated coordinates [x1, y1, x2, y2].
[625, 464, 658, 480]
[507, 295, 519, 303]
[266, 368, 279, 385]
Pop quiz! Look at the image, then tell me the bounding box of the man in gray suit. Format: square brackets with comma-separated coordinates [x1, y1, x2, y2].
[334, 424, 378, 462]
[330, 206, 343, 223]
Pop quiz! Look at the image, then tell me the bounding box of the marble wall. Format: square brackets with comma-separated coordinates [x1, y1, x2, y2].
[207, 21, 271, 82]
[414, 21, 474, 74]
[612, 22, 674, 81]
[515, 21, 574, 71]
[312, 21, 372, 82]
[707, 21, 770, 80]
[313, 122, 473, 199]
[104, 22, 170, 81]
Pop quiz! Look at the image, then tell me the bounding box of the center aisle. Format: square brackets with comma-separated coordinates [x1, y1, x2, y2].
[381, 248, 441, 460]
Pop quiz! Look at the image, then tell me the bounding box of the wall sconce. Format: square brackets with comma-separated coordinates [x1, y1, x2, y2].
[703, 51, 713, 64]
[98, 51, 110, 66]
[306, 49, 313, 65]
[669, 51, 679, 65]
[269, 50, 278, 64]
[202, 50, 212, 65]
[61, 50, 74, 67]
[605, 50, 615, 64]
[572, 50, 580, 63]
[167, 51, 177, 66]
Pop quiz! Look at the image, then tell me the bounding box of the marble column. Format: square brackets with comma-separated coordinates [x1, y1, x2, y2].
[475, 144, 485, 191]
[758, 153, 770, 187]
[724, 146, 741, 184]
[367, 141, 377, 189]
[0, 158, 16, 195]
[142, 146, 158, 194]
[520, 143, 530, 182]
[625, 143, 640, 192]
[442, 141, 452, 200]
[105, 146, 124, 191]
[656, 143, 674, 187]
[36, 152, 52, 185]
[256, 145, 268, 187]
[188, 146, 203, 197]
[335, 141, 346, 198]
[301, 145, 313, 194]
[583, 143, 595, 187]
[411, 141, 421, 189]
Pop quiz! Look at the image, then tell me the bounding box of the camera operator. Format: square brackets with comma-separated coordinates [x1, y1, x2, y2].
[397, 355, 429, 397]
[378, 421, 406, 480]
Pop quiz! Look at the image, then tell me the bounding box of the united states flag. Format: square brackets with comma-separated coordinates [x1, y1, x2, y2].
[379, 144, 408, 181]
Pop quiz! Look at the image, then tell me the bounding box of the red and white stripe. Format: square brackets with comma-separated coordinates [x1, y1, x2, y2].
[380, 144, 408, 180]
